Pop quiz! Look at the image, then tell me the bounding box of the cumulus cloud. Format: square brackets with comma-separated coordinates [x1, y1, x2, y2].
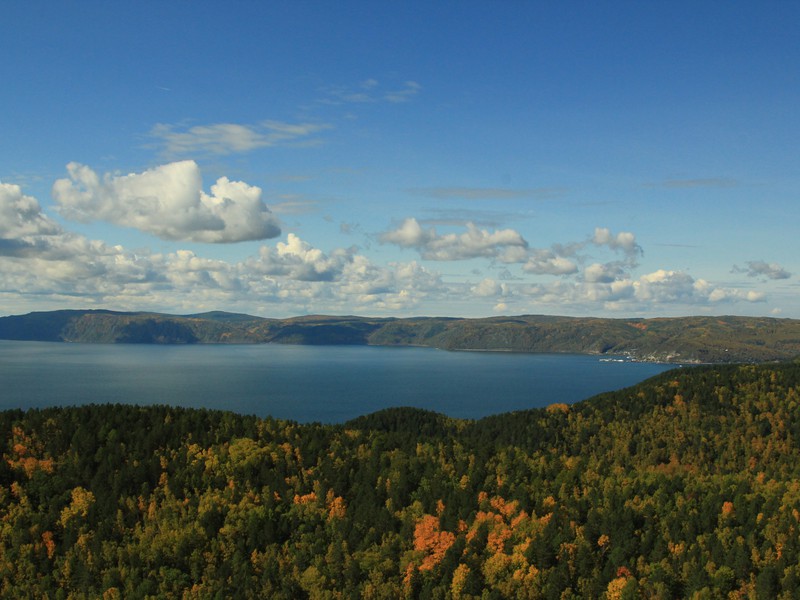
[379, 218, 528, 261]
[52, 161, 281, 243]
[733, 260, 791, 280]
[150, 120, 330, 156]
[0, 185, 166, 304]
[0, 180, 452, 315]
[380, 221, 649, 287]
[708, 288, 767, 303]
[632, 270, 705, 303]
[592, 227, 641, 260]
[0, 182, 62, 240]
[0, 182, 93, 262]
[0, 181, 777, 317]
[583, 262, 628, 284]
[623, 270, 764, 306]
[337, 259, 443, 311]
[510, 267, 768, 315]
[247, 234, 355, 282]
[390, 260, 442, 290]
[515, 227, 641, 278]
[522, 250, 578, 275]
[379, 218, 436, 248]
[0, 234, 442, 319]
[471, 278, 504, 297]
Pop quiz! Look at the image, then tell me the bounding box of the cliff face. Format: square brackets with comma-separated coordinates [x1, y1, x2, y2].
[1, 309, 800, 363]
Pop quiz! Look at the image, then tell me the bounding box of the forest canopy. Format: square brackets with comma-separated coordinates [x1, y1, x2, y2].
[2, 361, 800, 598]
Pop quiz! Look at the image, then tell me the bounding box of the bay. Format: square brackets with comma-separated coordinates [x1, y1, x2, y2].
[0, 341, 675, 423]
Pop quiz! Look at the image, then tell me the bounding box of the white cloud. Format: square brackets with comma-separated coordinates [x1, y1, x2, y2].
[337, 258, 443, 312]
[733, 260, 791, 280]
[380, 222, 756, 315]
[583, 262, 629, 284]
[493, 302, 508, 313]
[510, 268, 768, 315]
[522, 250, 577, 275]
[423, 224, 527, 261]
[0, 195, 167, 306]
[150, 120, 330, 156]
[379, 218, 528, 261]
[503, 227, 640, 278]
[0, 182, 451, 315]
[708, 288, 767, 303]
[633, 269, 701, 302]
[0, 229, 445, 317]
[471, 278, 503, 297]
[629, 270, 765, 305]
[0, 183, 778, 318]
[247, 233, 354, 282]
[0, 182, 62, 240]
[379, 217, 435, 248]
[592, 227, 641, 260]
[500, 246, 530, 264]
[52, 161, 281, 243]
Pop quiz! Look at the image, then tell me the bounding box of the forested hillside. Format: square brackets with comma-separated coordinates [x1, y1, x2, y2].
[3, 361, 800, 597]
[3, 309, 800, 363]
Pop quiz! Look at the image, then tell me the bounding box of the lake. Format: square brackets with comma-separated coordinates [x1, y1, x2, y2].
[0, 341, 676, 423]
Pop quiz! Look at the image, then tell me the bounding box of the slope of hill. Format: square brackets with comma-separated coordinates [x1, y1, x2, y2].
[2, 309, 800, 363]
[2, 361, 800, 597]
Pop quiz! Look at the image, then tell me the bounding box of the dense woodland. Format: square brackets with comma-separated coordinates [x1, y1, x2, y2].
[3, 361, 800, 597]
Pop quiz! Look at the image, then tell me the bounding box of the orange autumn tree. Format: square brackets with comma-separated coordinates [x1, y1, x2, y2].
[413, 514, 456, 571]
[5, 426, 54, 477]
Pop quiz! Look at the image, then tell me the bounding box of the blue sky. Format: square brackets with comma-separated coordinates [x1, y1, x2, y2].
[1, 1, 798, 318]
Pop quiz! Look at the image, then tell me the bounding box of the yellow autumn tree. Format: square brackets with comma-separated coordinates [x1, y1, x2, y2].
[451, 563, 470, 598]
[59, 487, 96, 527]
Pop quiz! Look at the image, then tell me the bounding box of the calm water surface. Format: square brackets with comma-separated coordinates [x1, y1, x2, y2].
[0, 341, 675, 423]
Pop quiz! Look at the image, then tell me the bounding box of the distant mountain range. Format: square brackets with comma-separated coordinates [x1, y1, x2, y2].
[1, 309, 800, 363]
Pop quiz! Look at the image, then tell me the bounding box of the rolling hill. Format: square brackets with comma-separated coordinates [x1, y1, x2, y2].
[1, 309, 800, 363]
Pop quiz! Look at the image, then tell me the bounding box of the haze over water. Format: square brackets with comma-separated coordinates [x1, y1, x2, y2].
[0, 341, 676, 423]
